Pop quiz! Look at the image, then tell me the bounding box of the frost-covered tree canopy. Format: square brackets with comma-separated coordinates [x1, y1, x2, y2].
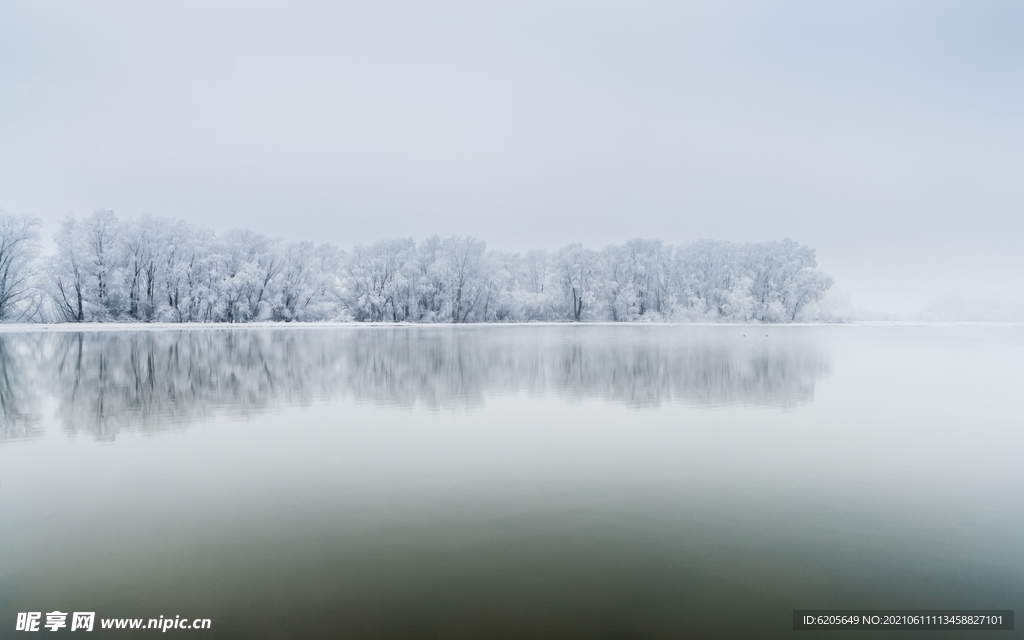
[2, 209, 834, 323]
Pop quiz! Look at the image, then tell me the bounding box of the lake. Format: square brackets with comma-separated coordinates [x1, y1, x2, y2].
[1, 325, 1021, 638]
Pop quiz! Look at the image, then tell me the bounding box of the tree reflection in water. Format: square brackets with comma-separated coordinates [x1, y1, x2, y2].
[0, 333, 43, 441]
[0, 326, 830, 441]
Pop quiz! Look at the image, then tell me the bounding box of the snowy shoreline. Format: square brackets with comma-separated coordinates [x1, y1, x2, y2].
[0, 320, 1019, 333]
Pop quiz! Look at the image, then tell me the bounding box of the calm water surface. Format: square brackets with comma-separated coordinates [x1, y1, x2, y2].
[1, 325, 1021, 639]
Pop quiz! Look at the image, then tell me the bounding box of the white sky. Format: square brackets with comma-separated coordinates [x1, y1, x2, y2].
[1, 0, 1021, 314]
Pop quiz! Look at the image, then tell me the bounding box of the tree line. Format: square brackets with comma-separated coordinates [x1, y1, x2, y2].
[0, 209, 834, 324]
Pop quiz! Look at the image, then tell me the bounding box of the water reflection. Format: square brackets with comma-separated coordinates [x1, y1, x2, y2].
[5, 326, 1019, 639]
[0, 334, 43, 441]
[1, 326, 830, 441]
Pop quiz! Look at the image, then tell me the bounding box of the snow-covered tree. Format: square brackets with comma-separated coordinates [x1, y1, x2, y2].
[438, 236, 489, 323]
[0, 212, 42, 322]
[161, 219, 217, 322]
[744, 239, 831, 322]
[555, 244, 601, 321]
[341, 238, 414, 322]
[216, 230, 284, 322]
[81, 210, 123, 319]
[50, 216, 88, 322]
[18, 209, 837, 324]
[273, 241, 339, 321]
[121, 215, 164, 321]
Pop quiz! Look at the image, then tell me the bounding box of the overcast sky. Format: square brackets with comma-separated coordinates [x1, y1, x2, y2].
[1, 0, 1021, 314]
